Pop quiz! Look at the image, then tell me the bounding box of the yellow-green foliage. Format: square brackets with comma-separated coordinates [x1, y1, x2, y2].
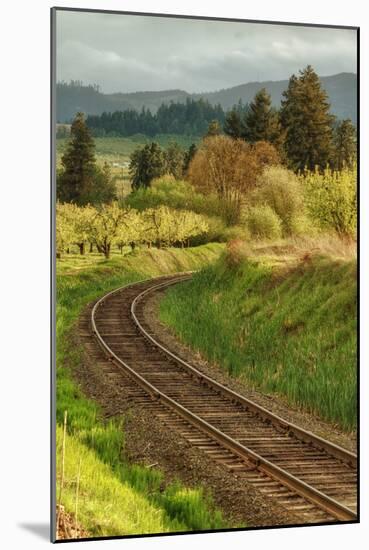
[57, 203, 96, 252]
[245, 204, 283, 240]
[89, 202, 131, 258]
[253, 166, 305, 235]
[57, 426, 225, 538]
[57, 202, 211, 256]
[301, 164, 357, 237]
[219, 225, 251, 243]
[127, 177, 225, 220]
[56, 427, 173, 537]
[142, 206, 209, 247]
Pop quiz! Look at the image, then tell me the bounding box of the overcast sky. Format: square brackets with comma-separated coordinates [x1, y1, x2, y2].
[56, 10, 357, 94]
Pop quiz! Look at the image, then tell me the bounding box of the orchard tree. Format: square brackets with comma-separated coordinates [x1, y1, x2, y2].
[280, 66, 335, 171]
[142, 206, 209, 248]
[56, 202, 75, 255]
[89, 202, 129, 259]
[333, 119, 356, 170]
[116, 209, 142, 253]
[70, 204, 95, 255]
[56, 203, 95, 255]
[142, 206, 173, 248]
[175, 210, 209, 247]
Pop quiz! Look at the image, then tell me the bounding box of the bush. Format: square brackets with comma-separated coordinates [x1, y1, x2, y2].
[219, 225, 250, 243]
[126, 177, 225, 221]
[188, 215, 226, 246]
[253, 166, 304, 235]
[188, 135, 279, 224]
[289, 214, 316, 236]
[224, 239, 251, 268]
[301, 165, 357, 238]
[246, 205, 283, 239]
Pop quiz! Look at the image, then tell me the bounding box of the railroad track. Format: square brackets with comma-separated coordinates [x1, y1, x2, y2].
[90, 273, 357, 525]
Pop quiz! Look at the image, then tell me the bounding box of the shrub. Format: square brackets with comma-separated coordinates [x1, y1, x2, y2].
[246, 205, 283, 239]
[188, 215, 226, 246]
[253, 166, 304, 235]
[301, 164, 357, 238]
[219, 225, 250, 243]
[126, 177, 225, 221]
[188, 135, 279, 224]
[224, 239, 251, 268]
[289, 214, 316, 236]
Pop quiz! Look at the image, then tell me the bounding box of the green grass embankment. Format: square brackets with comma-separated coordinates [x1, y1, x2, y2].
[159, 241, 357, 431]
[56, 243, 226, 538]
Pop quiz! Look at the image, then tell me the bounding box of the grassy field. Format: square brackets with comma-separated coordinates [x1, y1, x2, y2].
[56, 243, 226, 538]
[159, 238, 357, 431]
[56, 134, 200, 166]
[56, 134, 200, 200]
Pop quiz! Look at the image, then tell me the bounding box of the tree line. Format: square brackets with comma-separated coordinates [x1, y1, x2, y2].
[224, 66, 356, 171]
[86, 98, 225, 137]
[57, 202, 209, 258]
[84, 66, 356, 174]
[128, 66, 356, 192]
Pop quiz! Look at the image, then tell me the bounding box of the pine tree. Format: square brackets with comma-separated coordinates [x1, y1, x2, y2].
[129, 142, 166, 189]
[91, 162, 116, 204]
[243, 88, 281, 145]
[183, 143, 197, 174]
[334, 119, 356, 170]
[165, 142, 184, 179]
[223, 110, 243, 139]
[58, 112, 96, 204]
[280, 66, 335, 171]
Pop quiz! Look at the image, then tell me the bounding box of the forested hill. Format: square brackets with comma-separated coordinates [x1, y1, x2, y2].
[56, 72, 357, 124]
[57, 83, 190, 123]
[193, 73, 357, 121]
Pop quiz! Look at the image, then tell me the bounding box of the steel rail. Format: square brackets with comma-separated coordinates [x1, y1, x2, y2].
[131, 276, 357, 469]
[91, 275, 357, 523]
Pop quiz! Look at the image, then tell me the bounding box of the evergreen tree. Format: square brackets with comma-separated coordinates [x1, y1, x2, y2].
[57, 112, 96, 204]
[223, 110, 244, 139]
[243, 88, 281, 145]
[183, 143, 197, 174]
[280, 66, 335, 171]
[91, 162, 116, 204]
[333, 119, 356, 170]
[165, 142, 185, 179]
[206, 119, 222, 137]
[129, 143, 166, 189]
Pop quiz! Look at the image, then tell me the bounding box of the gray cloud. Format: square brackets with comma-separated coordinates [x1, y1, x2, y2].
[56, 10, 357, 93]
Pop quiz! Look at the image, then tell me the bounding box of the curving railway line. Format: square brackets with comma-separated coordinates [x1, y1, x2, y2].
[90, 273, 358, 525]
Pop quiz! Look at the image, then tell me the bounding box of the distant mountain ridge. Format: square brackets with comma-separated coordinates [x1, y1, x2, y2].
[57, 72, 357, 124]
